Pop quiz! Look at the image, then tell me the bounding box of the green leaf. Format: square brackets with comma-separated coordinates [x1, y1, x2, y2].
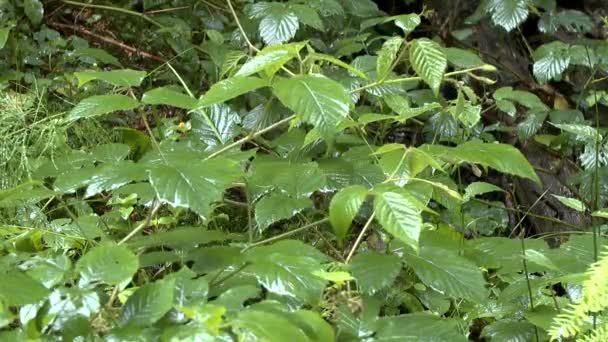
[375, 313, 467, 341]
[24, 0, 44, 25]
[128, 228, 231, 250]
[246, 252, 327, 305]
[444, 47, 485, 68]
[481, 321, 537, 342]
[429, 141, 541, 184]
[198, 77, 268, 108]
[76, 244, 139, 286]
[592, 209, 608, 219]
[533, 42, 570, 84]
[67, 95, 140, 121]
[551, 195, 586, 212]
[404, 246, 487, 303]
[258, 4, 299, 45]
[190, 104, 241, 147]
[149, 158, 242, 219]
[309, 53, 368, 79]
[350, 251, 402, 295]
[456, 102, 481, 128]
[374, 191, 423, 252]
[74, 69, 147, 88]
[0, 26, 12, 49]
[0, 271, 49, 306]
[54, 161, 145, 198]
[493, 87, 548, 111]
[329, 185, 368, 244]
[488, 0, 529, 32]
[234, 310, 310, 341]
[235, 47, 298, 77]
[142, 87, 197, 110]
[464, 182, 504, 202]
[394, 14, 421, 35]
[409, 38, 447, 96]
[73, 48, 122, 67]
[255, 193, 312, 230]
[273, 74, 351, 134]
[90, 143, 131, 163]
[377, 37, 403, 79]
[120, 279, 175, 326]
[551, 122, 601, 142]
[290, 4, 324, 31]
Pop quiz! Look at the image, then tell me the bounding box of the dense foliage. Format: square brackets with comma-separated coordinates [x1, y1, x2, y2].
[1, 0, 608, 340]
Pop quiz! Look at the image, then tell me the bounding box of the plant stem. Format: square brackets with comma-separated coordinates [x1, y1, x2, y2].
[204, 114, 295, 161]
[350, 66, 491, 93]
[241, 218, 329, 252]
[118, 202, 162, 245]
[345, 213, 375, 263]
[62, 0, 165, 28]
[226, 0, 258, 53]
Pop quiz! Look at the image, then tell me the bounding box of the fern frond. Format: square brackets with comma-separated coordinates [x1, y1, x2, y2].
[578, 323, 608, 342]
[548, 245, 608, 340]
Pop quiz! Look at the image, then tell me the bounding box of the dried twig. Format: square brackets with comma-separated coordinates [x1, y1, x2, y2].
[48, 21, 166, 63]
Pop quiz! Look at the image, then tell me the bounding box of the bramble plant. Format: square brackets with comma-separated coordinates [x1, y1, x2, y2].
[0, 0, 607, 341]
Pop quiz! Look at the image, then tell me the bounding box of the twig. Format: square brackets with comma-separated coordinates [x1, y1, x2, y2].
[349, 65, 492, 93]
[48, 22, 166, 63]
[226, 0, 258, 53]
[62, 0, 165, 28]
[241, 218, 329, 252]
[118, 201, 162, 245]
[203, 114, 295, 160]
[345, 213, 375, 263]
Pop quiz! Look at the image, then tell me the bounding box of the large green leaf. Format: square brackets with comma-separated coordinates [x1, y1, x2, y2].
[198, 77, 268, 108]
[290, 4, 324, 31]
[256, 3, 299, 45]
[76, 244, 139, 286]
[246, 253, 327, 305]
[533, 42, 570, 84]
[488, 0, 529, 32]
[148, 158, 243, 219]
[377, 37, 403, 79]
[255, 193, 312, 230]
[0, 26, 12, 49]
[235, 46, 300, 77]
[190, 104, 241, 147]
[141, 87, 197, 110]
[54, 161, 146, 198]
[74, 69, 146, 88]
[424, 141, 540, 184]
[24, 0, 43, 25]
[350, 251, 402, 295]
[329, 185, 368, 244]
[404, 246, 487, 303]
[374, 191, 423, 252]
[444, 47, 485, 68]
[481, 321, 537, 342]
[374, 313, 467, 341]
[273, 74, 351, 133]
[233, 310, 311, 341]
[245, 242, 329, 304]
[120, 279, 175, 326]
[67, 95, 140, 121]
[0, 271, 49, 306]
[127, 228, 231, 250]
[409, 38, 447, 96]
